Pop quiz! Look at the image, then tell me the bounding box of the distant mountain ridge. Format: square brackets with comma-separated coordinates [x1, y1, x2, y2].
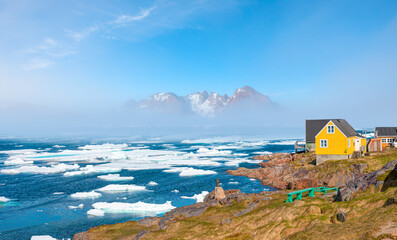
[138, 86, 274, 117]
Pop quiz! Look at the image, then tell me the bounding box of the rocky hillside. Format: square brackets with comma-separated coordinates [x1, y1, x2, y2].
[138, 86, 274, 117]
[227, 152, 368, 190]
[73, 150, 397, 240]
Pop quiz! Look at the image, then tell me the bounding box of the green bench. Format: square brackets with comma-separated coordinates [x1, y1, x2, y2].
[285, 187, 338, 203]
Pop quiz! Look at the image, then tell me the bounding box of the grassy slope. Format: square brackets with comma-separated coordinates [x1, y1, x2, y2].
[77, 149, 397, 240]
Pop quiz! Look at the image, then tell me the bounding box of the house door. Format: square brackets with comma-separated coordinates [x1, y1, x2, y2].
[355, 138, 361, 151]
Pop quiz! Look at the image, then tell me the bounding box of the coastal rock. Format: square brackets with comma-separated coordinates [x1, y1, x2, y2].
[214, 186, 226, 200]
[138, 217, 160, 227]
[133, 230, 148, 240]
[220, 218, 231, 225]
[336, 160, 397, 201]
[159, 202, 211, 230]
[228, 152, 368, 190]
[337, 212, 347, 222]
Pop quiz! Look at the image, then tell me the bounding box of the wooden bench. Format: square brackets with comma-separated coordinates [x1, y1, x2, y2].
[285, 187, 338, 203]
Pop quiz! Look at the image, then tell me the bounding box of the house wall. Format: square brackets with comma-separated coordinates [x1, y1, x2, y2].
[368, 139, 382, 152]
[315, 121, 350, 155]
[379, 137, 396, 148]
[316, 154, 352, 165]
[361, 138, 367, 152]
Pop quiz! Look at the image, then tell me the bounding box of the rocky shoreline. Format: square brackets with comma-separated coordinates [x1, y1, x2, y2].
[73, 150, 397, 239]
[227, 152, 367, 189]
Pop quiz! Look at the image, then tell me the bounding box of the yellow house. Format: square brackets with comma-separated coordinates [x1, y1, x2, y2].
[306, 119, 366, 165]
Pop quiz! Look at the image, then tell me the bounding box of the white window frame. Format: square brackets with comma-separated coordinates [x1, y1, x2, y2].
[348, 139, 351, 148]
[320, 139, 328, 148]
[327, 125, 335, 134]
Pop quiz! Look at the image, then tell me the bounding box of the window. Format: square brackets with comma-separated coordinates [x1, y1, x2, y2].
[382, 138, 386, 143]
[320, 139, 328, 148]
[327, 125, 335, 134]
[348, 139, 351, 148]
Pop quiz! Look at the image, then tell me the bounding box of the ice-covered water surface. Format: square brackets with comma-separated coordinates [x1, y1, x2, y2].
[0, 138, 297, 239]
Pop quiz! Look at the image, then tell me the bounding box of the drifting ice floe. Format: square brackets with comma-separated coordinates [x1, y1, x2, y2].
[89, 201, 176, 215]
[71, 191, 102, 199]
[196, 148, 232, 156]
[180, 191, 209, 203]
[252, 151, 272, 155]
[0, 196, 10, 202]
[228, 181, 239, 185]
[1, 163, 80, 175]
[268, 140, 297, 145]
[64, 165, 121, 177]
[171, 189, 179, 193]
[87, 208, 105, 216]
[148, 181, 158, 186]
[97, 174, 134, 181]
[53, 145, 65, 148]
[68, 204, 84, 209]
[164, 167, 217, 177]
[4, 157, 33, 165]
[31, 236, 57, 240]
[97, 184, 147, 192]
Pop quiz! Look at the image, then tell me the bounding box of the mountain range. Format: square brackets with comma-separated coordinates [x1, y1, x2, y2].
[137, 86, 275, 117]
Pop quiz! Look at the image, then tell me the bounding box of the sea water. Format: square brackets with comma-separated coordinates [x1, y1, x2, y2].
[0, 137, 297, 239]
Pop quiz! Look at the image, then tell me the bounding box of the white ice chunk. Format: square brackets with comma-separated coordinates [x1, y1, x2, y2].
[228, 181, 239, 184]
[171, 189, 179, 193]
[180, 191, 209, 203]
[68, 204, 84, 209]
[148, 181, 158, 186]
[0, 196, 10, 202]
[253, 151, 272, 155]
[53, 145, 65, 148]
[4, 157, 33, 165]
[164, 167, 217, 176]
[64, 165, 121, 177]
[87, 208, 105, 216]
[97, 184, 146, 192]
[91, 201, 176, 214]
[71, 191, 102, 199]
[78, 143, 128, 150]
[1, 163, 80, 175]
[195, 148, 232, 156]
[31, 236, 57, 240]
[97, 174, 134, 181]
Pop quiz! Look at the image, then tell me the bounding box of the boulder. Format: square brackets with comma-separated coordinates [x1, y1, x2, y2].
[133, 230, 147, 240]
[336, 161, 397, 201]
[220, 219, 231, 225]
[336, 212, 347, 222]
[214, 187, 226, 200]
[138, 217, 160, 227]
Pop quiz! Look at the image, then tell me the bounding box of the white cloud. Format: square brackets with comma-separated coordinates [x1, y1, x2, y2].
[67, 25, 101, 42]
[23, 58, 54, 70]
[112, 6, 156, 24]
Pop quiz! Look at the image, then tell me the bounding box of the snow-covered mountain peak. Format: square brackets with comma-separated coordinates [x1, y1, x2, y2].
[138, 86, 272, 117]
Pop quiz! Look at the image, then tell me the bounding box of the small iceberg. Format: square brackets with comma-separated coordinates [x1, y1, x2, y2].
[97, 174, 134, 181]
[88, 201, 176, 216]
[181, 191, 209, 203]
[97, 184, 146, 192]
[148, 181, 158, 186]
[68, 204, 84, 209]
[71, 191, 102, 199]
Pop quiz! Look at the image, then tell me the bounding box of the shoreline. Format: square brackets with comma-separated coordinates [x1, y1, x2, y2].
[72, 149, 397, 239]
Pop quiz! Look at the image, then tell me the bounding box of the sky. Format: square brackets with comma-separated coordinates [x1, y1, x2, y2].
[1, 0, 397, 137]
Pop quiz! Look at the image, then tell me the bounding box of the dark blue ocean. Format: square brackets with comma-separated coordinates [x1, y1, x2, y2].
[0, 137, 297, 240]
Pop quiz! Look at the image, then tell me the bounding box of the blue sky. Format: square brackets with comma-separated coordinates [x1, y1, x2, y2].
[1, 0, 397, 135]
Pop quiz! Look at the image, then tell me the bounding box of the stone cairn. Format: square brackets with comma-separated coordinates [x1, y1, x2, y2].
[215, 178, 226, 200]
